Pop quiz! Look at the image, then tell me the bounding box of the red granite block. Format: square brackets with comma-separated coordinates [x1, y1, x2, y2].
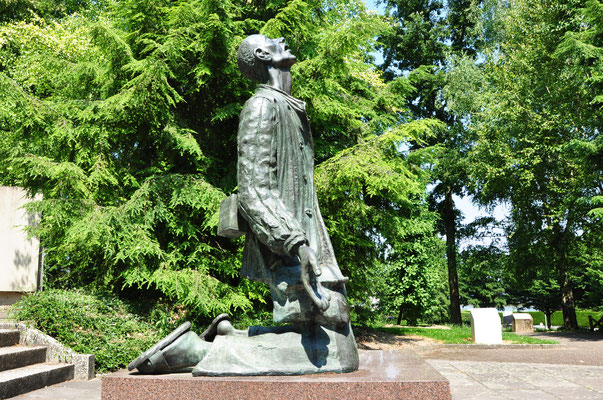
[101, 350, 451, 400]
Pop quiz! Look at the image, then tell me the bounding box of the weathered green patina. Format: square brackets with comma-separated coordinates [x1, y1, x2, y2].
[128, 34, 358, 376]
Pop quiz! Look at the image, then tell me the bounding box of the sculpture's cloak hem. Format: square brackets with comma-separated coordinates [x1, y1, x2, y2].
[191, 324, 359, 377]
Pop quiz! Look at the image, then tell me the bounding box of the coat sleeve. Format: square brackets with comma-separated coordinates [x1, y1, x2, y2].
[237, 96, 308, 256]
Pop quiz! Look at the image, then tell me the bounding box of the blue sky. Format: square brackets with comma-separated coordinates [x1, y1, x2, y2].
[364, 0, 385, 13]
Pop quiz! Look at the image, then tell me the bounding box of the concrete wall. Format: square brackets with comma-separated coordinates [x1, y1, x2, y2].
[0, 186, 42, 304]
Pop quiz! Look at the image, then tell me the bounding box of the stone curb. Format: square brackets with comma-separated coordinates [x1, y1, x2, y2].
[0, 322, 95, 380]
[423, 343, 560, 350]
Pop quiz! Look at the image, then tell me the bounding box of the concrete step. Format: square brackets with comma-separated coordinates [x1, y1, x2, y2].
[0, 363, 74, 399]
[0, 346, 46, 373]
[0, 331, 19, 348]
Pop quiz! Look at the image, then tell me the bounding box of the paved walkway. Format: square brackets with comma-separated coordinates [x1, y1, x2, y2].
[422, 331, 603, 399]
[12, 362, 603, 400]
[418, 331, 603, 367]
[11, 379, 101, 400]
[10, 331, 603, 399]
[429, 360, 603, 400]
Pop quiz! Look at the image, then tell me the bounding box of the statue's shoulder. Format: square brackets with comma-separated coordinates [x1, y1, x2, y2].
[248, 88, 280, 102]
[242, 90, 281, 114]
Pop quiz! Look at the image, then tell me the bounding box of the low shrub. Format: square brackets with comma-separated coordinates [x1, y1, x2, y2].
[461, 311, 471, 325]
[550, 310, 603, 327]
[510, 310, 603, 327]
[523, 311, 545, 326]
[10, 289, 165, 373]
[464, 309, 602, 328]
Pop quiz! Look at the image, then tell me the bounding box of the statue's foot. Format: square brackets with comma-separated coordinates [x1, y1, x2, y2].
[135, 330, 210, 373]
[128, 322, 192, 372]
[199, 313, 230, 342]
[128, 314, 230, 374]
[135, 348, 175, 374]
[216, 319, 248, 337]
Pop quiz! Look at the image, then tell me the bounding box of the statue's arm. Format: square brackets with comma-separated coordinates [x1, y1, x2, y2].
[237, 96, 307, 256]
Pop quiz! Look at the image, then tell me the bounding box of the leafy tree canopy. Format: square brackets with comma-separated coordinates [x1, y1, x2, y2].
[449, 0, 603, 328]
[0, 0, 445, 323]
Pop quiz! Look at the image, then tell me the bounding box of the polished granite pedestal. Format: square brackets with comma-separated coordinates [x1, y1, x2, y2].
[101, 350, 451, 400]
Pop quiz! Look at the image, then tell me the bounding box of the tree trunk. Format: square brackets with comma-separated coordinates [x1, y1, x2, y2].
[397, 306, 403, 325]
[544, 308, 552, 330]
[560, 267, 578, 330]
[553, 224, 579, 330]
[443, 186, 462, 325]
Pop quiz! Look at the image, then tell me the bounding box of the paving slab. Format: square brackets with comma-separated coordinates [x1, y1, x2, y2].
[428, 360, 603, 400]
[10, 378, 101, 400]
[418, 330, 603, 366]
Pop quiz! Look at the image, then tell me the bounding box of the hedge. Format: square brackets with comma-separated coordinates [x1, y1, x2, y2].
[461, 309, 602, 328]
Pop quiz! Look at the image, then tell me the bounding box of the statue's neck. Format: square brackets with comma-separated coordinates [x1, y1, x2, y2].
[265, 66, 292, 94]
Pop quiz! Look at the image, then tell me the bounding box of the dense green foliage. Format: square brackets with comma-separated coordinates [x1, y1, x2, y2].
[549, 310, 603, 327]
[315, 119, 448, 324]
[447, 0, 603, 328]
[9, 289, 167, 372]
[460, 309, 602, 328]
[458, 245, 509, 309]
[378, 0, 491, 324]
[0, 0, 600, 336]
[0, 0, 446, 326]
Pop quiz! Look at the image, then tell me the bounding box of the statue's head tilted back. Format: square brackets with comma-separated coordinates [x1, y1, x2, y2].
[237, 34, 297, 83]
[237, 35, 266, 83]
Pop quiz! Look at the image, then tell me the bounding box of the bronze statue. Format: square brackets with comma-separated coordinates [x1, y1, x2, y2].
[128, 34, 358, 376]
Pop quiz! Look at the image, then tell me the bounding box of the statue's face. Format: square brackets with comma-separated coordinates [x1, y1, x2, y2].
[258, 37, 297, 68]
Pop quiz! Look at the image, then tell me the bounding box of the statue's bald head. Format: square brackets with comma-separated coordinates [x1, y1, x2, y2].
[237, 34, 270, 83]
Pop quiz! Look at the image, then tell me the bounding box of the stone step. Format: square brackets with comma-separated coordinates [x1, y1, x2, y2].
[0, 346, 47, 373]
[0, 363, 74, 399]
[0, 330, 19, 348]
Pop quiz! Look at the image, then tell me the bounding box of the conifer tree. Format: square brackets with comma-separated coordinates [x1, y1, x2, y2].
[377, 0, 486, 324]
[0, 0, 445, 322]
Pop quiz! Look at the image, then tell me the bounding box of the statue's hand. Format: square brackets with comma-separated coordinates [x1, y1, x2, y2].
[298, 244, 330, 313]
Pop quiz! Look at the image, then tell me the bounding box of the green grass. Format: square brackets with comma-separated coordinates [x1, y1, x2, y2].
[501, 332, 557, 344]
[376, 325, 558, 344]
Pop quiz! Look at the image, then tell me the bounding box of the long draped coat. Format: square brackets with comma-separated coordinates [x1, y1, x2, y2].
[237, 85, 345, 286]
